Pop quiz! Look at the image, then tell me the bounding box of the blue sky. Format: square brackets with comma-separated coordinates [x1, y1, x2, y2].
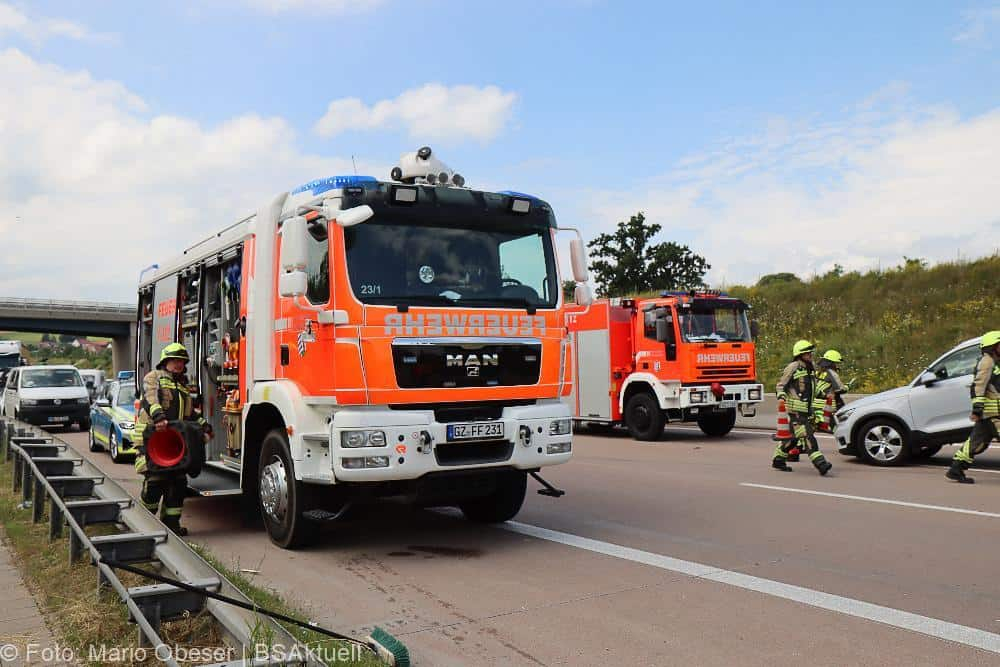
[1, 1, 998, 299]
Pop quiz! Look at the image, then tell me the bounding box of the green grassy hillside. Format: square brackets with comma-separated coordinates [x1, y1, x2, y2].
[726, 255, 1000, 394]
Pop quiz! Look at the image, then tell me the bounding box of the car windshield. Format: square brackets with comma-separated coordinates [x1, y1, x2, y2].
[344, 219, 558, 308]
[117, 385, 137, 407]
[21, 369, 83, 388]
[678, 305, 752, 342]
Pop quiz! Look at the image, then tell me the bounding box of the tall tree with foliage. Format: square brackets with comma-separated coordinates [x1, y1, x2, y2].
[587, 212, 711, 297]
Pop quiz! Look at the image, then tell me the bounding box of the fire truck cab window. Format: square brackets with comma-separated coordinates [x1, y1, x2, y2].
[643, 308, 672, 341]
[344, 220, 558, 308]
[305, 222, 330, 304]
[679, 304, 752, 343]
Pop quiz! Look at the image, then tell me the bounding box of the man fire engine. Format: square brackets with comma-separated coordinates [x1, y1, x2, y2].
[566, 292, 764, 440]
[135, 147, 590, 548]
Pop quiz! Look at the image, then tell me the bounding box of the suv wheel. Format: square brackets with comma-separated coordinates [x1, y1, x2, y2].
[855, 417, 910, 466]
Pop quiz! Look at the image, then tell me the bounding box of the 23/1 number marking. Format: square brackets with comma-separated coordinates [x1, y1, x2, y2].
[360, 284, 382, 295]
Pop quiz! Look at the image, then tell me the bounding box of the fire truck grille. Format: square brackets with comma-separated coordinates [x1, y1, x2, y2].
[434, 440, 514, 466]
[392, 343, 542, 389]
[696, 365, 753, 381]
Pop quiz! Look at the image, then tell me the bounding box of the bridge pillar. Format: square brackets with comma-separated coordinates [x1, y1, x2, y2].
[111, 330, 136, 375]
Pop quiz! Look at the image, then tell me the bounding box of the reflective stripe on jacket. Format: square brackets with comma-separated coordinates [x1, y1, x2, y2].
[971, 353, 1000, 417]
[777, 359, 814, 414]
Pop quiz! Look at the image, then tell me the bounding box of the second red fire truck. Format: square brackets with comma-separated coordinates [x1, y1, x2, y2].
[566, 291, 764, 440]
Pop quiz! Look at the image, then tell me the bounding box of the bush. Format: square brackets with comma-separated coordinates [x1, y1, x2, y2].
[727, 255, 1000, 393]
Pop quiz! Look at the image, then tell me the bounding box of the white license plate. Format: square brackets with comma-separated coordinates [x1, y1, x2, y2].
[447, 422, 505, 441]
[47, 415, 70, 423]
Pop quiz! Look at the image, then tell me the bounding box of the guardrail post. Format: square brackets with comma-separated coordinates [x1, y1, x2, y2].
[32, 477, 45, 523]
[12, 453, 22, 492]
[69, 528, 84, 564]
[21, 461, 32, 504]
[49, 497, 63, 540]
[1, 421, 9, 461]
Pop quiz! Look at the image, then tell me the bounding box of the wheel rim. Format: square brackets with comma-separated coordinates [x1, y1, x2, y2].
[864, 424, 903, 461]
[631, 403, 652, 431]
[260, 455, 289, 523]
[110, 433, 118, 459]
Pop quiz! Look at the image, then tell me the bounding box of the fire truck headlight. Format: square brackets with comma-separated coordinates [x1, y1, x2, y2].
[547, 442, 572, 455]
[365, 456, 390, 468]
[689, 391, 706, 404]
[341, 456, 391, 469]
[341, 430, 387, 448]
[748, 388, 762, 401]
[548, 419, 572, 436]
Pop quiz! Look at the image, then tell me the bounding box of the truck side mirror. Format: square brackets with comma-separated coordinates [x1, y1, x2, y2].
[655, 319, 670, 343]
[278, 216, 309, 298]
[573, 282, 593, 307]
[750, 319, 760, 340]
[570, 239, 589, 283]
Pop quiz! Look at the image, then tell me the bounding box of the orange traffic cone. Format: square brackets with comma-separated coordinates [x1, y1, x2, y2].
[773, 399, 792, 441]
[818, 394, 834, 432]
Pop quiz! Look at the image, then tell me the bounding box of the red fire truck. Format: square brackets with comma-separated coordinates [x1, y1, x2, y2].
[566, 292, 763, 440]
[136, 147, 590, 547]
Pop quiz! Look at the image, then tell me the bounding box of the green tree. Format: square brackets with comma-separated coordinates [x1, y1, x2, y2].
[756, 272, 801, 288]
[587, 212, 710, 297]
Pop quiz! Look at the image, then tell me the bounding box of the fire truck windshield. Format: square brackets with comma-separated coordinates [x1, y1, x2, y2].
[344, 219, 558, 308]
[678, 304, 752, 343]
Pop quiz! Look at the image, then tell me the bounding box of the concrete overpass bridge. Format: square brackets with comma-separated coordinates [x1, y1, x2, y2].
[0, 298, 136, 373]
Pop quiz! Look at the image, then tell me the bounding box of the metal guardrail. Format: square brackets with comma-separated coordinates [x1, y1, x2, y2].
[0, 418, 321, 666]
[0, 297, 135, 316]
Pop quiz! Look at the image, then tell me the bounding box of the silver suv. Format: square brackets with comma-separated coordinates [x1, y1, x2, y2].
[835, 337, 979, 466]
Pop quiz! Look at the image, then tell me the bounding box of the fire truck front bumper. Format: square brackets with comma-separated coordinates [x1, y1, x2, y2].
[329, 399, 573, 482]
[681, 382, 764, 412]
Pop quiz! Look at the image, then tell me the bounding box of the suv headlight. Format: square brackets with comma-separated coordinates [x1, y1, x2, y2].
[549, 419, 571, 436]
[340, 430, 387, 448]
[20, 398, 38, 406]
[835, 408, 856, 422]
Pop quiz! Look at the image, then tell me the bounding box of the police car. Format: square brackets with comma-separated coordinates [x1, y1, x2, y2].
[89, 379, 139, 463]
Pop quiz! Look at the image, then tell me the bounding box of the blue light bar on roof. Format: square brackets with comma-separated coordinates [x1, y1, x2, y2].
[498, 190, 541, 201]
[291, 175, 377, 197]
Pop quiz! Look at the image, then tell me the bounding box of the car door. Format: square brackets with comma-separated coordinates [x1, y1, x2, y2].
[907, 344, 980, 437]
[101, 382, 118, 441]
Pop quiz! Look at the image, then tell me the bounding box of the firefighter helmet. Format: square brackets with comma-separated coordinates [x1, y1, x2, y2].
[792, 339, 815, 357]
[822, 349, 843, 364]
[157, 343, 190, 369]
[981, 331, 1000, 350]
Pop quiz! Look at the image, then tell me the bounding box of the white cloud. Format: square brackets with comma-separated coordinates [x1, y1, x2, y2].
[0, 2, 111, 44]
[0, 48, 387, 301]
[954, 6, 1000, 45]
[237, 0, 386, 14]
[573, 99, 1000, 286]
[314, 83, 518, 143]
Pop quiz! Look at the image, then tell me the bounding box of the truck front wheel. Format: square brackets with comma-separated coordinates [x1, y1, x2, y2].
[697, 409, 737, 437]
[459, 471, 527, 523]
[258, 429, 318, 549]
[625, 392, 665, 441]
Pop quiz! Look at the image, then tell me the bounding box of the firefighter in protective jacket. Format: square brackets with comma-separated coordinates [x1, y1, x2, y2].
[946, 331, 1000, 484]
[773, 340, 833, 475]
[814, 349, 847, 428]
[134, 343, 211, 535]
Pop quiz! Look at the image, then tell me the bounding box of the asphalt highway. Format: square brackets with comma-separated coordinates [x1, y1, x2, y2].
[62, 425, 1000, 666]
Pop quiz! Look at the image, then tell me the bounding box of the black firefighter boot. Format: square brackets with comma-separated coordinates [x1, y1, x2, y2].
[811, 453, 833, 476]
[772, 455, 793, 472]
[162, 515, 189, 536]
[946, 460, 974, 484]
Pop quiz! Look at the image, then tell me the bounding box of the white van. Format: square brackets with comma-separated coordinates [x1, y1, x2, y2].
[2, 365, 91, 430]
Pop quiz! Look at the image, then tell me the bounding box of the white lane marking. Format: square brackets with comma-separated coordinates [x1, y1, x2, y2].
[665, 425, 836, 439]
[917, 465, 1000, 475]
[740, 483, 1000, 519]
[503, 521, 1000, 654]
